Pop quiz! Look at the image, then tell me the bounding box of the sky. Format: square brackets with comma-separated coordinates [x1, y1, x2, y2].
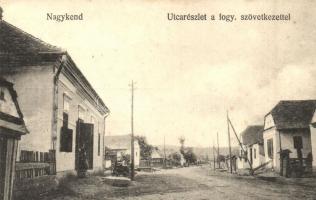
[1, 0, 316, 147]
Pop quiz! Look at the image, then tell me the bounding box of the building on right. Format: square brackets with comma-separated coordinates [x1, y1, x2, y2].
[309, 107, 316, 171]
[263, 100, 316, 176]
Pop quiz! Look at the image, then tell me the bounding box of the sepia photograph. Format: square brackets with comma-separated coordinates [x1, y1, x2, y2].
[0, 0, 316, 199]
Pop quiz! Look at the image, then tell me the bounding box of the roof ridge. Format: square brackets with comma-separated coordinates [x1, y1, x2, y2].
[1, 20, 62, 52]
[278, 99, 316, 103]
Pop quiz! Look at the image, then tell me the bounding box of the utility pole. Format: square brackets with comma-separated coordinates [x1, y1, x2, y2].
[228, 116, 253, 175]
[213, 142, 216, 171]
[217, 132, 220, 169]
[130, 81, 135, 181]
[163, 135, 166, 168]
[227, 111, 233, 174]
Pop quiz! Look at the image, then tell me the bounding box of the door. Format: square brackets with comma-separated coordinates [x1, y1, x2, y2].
[0, 136, 7, 200]
[75, 121, 94, 170]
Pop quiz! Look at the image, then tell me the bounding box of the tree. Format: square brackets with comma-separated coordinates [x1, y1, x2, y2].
[216, 154, 226, 163]
[183, 148, 197, 164]
[135, 135, 154, 160]
[168, 152, 182, 166]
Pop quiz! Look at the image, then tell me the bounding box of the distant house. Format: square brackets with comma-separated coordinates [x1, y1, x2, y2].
[150, 148, 164, 167]
[104, 135, 140, 168]
[0, 17, 110, 181]
[263, 100, 316, 173]
[237, 125, 264, 169]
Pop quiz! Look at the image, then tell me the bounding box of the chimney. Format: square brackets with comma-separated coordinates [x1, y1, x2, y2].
[0, 7, 3, 20]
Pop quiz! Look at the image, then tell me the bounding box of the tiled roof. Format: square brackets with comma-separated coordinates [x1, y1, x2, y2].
[151, 149, 163, 159]
[0, 20, 109, 115]
[241, 125, 263, 145]
[0, 20, 62, 54]
[269, 100, 316, 130]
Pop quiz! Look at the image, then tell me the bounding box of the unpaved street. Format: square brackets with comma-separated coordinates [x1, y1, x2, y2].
[41, 166, 316, 200]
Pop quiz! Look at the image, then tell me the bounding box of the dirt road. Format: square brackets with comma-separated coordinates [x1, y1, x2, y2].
[41, 166, 316, 200]
[118, 166, 316, 200]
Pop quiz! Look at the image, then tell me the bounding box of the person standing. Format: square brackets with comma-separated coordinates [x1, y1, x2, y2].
[78, 144, 89, 178]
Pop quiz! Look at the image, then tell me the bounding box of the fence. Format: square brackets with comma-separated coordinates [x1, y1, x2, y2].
[15, 150, 56, 180]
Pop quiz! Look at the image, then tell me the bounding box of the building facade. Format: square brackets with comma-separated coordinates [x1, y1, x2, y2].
[0, 19, 110, 179]
[263, 100, 315, 173]
[237, 125, 264, 170]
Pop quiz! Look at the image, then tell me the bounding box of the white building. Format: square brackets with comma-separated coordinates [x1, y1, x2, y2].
[237, 125, 264, 170]
[104, 135, 140, 168]
[309, 108, 316, 171]
[263, 100, 316, 173]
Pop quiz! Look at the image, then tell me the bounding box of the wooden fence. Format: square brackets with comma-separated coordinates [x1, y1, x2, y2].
[15, 150, 56, 180]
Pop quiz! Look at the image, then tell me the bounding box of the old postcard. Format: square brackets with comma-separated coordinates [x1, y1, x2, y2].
[0, 0, 316, 199]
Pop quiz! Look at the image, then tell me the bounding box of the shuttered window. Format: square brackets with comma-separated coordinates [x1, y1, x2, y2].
[98, 133, 100, 156]
[60, 112, 73, 152]
[293, 136, 303, 149]
[267, 139, 273, 159]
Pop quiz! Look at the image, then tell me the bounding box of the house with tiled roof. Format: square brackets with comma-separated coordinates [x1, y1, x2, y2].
[104, 135, 140, 168]
[263, 100, 316, 174]
[0, 8, 110, 188]
[237, 125, 264, 169]
[150, 148, 164, 167]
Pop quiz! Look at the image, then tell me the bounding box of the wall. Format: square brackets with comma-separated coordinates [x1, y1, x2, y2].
[237, 145, 250, 169]
[134, 142, 140, 167]
[263, 127, 280, 170]
[127, 141, 140, 168]
[279, 129, 312, 158]
[55, 73, 105, 174]
[264, 127, 312, 172]
[1, 66, 54, 158]
[251, 143, 264, 168]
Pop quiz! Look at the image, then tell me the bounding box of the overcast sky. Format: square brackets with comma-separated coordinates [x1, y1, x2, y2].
[2, 0, 316, 147]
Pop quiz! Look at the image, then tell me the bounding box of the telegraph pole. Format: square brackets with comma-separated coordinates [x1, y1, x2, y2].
[213, 142, 216, 171]
[217, 132, 220, 168]
[228, 116, 253, 175]
[130, 81, 135, 181]
[227, 111, 233, 174]
[163, 135, 166, 168]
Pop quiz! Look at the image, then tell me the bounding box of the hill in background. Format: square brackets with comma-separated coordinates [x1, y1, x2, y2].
[156, 145, 239, 160]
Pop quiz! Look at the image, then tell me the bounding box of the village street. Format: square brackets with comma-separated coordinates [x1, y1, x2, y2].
[39, 166, 316, 200]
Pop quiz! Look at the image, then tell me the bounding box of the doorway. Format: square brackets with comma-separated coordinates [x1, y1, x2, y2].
[75, 120, 94, 170]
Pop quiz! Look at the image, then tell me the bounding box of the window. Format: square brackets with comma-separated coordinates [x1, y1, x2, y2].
[98, 133, 101, 156]
[60, 127, 73, 152]
[254, 148, 256, 159]
[63, 112, 68, 127]
[0, 89, 5, 101]
[60, 96, 73, 152]
[293, 136, 303, 149]
[267, 139, 273, 159]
